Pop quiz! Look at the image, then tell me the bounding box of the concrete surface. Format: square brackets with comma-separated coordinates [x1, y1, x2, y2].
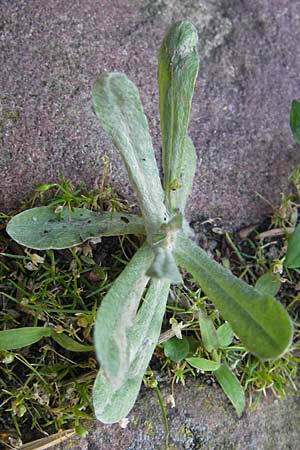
[53, 377, 300, 450]
[0, 0, 299, 227]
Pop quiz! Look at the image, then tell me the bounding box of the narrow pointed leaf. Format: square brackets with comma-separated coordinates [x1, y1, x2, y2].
[92, 73, 169, 236]
[94, 245, 153, 388]
[6, 206, 145, 250]
[174, 233, 293, 360]
[198, 310, 219, 352]
[290, 99, 300, 144]
[51, 332, 94, 352]
[285, 224, 300, 268]
[158, 20, 199, 210]
[93, 278, 170, 423]
[187, 357, 220, 372]
[214, 363, 245, 417]
[0, 327, 52, 350]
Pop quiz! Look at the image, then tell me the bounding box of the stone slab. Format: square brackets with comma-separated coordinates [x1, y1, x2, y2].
[53, 378, 300, 450]
[1, 0, 299, 226]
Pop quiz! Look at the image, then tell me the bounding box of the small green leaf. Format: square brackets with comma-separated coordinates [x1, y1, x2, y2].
[174, 232, 293, 360]
[6, 206, 145, 250]
[214, 363, 245, 417]
[255, 272, 281, 296]
[290, 99, 300, 144]
[217, 323, 234, 348]
[158, 20, 199, 211]
[93, 278, 170, 423]
[198, 311, 219, 352]
[285, 224, 300, 268]
[92, 73, 169, 239]
[163, 336, 190, 362]
[0, 327, 52, 350]
[51, 332, 94, 352]
[186, 357, 220, 371]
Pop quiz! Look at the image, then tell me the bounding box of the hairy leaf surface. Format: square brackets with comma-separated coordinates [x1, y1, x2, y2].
[93, 278, 169, 423]
[158, 20, 199, 210]
[94, 245, 154, 388]
[169, 136, 197, 214]
[6, 206, 145, 250]
[92, 73, 168, 237]
[174, 233, 293, 360]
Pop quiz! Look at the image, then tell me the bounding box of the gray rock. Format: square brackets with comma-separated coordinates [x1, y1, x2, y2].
[1, 0, 299, 227]
[53, 378, 300, 450]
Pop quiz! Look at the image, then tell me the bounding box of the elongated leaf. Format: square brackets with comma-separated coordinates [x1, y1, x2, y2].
[92, 73, 169, 238]
[290, 99, 300, 144]
[6, 206, 145, 250]
[94, 245, 153, 388]
[158, 20, 199, 210]
[186, 357, 220, 371]
[214, 363, 245, 417]
[0, 327, 52, 350]
[93, 278, 170, 423]
[174, 233, 293, 360]
[285, 224, 300, 268]
[198, 310, 219, 352]
[51, 332, 94, 352]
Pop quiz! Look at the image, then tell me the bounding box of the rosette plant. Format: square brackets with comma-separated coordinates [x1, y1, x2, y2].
[6, 21, 293, 423]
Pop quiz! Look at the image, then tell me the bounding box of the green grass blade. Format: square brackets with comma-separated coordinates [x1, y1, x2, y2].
[158, 20, 199, 210]
[92, 73, 169, 237]
[94, 245, 153, 389]
[214, 363, 245, 417]
[173, 233, 293, 360]
[0, 327, 52, 350]
[93, 278, 170, 423]
[6, 206, 145, 250]
[290, 99, 300, 144]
